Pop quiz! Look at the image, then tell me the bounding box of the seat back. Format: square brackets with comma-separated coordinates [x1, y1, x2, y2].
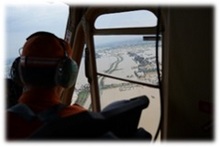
[28, 95, 151, 140]
[101, 95, 151, 139]
[8, 103, 66, 122]
[29, 111, 114, 140]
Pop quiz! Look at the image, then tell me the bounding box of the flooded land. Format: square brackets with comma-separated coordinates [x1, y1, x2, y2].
[72, 39, 162, 137]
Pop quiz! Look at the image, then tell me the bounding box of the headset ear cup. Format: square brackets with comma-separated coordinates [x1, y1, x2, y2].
[55, 58, 78, 88]
[10, 57, 22, 85]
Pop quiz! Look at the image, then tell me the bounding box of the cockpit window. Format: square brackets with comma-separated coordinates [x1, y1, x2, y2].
[95, 10, 157, 29]
[93, 9, 161, 140]
[71, 9, 161, 140]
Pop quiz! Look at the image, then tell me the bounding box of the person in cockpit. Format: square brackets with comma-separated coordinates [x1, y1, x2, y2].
[7, 32, 86, 140]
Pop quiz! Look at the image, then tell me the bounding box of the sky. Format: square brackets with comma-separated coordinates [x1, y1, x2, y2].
[95, 10, 157, 29]
[5, 1, 69, 59]
[4, 3, 157, 59]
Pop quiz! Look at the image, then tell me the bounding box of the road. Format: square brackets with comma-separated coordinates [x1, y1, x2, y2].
[99, 55, 123, 89]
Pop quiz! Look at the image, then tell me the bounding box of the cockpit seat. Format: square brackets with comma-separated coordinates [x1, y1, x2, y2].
[29, 111, 116, 140]
[101, 95, 151, 140]
[28, 95, 151, 140]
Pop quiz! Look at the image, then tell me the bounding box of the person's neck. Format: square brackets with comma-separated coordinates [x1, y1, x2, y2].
[19, 86, 63, 112]
[23, 85, 63, 97]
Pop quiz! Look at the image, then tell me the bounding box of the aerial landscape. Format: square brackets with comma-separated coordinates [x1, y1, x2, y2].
[72, 38, 162, 136]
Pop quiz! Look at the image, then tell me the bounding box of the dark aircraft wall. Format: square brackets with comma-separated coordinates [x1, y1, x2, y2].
[162, 7, 213, 141]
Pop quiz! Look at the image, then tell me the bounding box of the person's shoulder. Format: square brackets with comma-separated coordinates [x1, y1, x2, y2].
[60, 104, 87, 117]
[68, 104, 86, 111]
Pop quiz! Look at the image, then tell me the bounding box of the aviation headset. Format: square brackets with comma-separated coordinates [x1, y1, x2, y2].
[10, 32, 78, 88]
